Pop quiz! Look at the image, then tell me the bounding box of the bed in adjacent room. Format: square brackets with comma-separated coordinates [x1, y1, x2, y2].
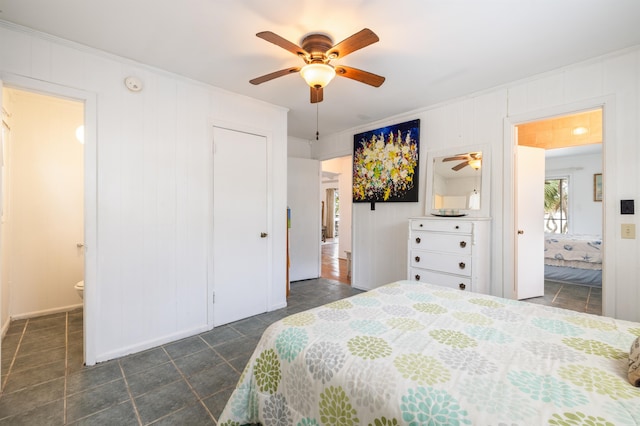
[544, 233, 602, 286]
[219, 280, 639, 425]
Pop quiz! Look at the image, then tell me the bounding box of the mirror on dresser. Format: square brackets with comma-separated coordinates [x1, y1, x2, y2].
[425, 144, 490, 218]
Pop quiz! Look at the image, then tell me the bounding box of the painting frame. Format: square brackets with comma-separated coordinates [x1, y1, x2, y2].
[593, 173, 602, 202]
[352, 119, 420, 203]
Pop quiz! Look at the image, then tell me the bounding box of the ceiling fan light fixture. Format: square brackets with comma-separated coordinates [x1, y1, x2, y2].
[572, 126, 588, 136]
[300, 63, 336, 88]
[468, 159, 482, 170]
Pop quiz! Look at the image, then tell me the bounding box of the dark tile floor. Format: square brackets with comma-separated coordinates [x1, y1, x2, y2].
[0, 278, 600, 425]
[524, 280, 602, 315]
[0, 278, 362, 425]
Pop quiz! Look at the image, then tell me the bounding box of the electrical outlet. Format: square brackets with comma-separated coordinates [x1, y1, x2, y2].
[621, 223, 636, 239]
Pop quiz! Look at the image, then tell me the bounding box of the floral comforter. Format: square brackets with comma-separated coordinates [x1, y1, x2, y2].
[219, 280, 640, 425]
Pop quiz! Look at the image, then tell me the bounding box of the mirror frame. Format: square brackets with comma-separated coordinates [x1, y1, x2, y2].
[425, 144, 491, 218]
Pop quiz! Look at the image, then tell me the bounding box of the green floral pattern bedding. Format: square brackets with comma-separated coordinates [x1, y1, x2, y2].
[219, 280, 640, 425]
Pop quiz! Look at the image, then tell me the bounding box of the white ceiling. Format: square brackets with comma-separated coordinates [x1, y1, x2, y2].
[1, 0, 639, 140]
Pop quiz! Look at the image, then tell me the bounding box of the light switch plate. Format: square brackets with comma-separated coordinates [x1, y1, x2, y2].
[622, 223, 636, 239]
[621, 199, 635, 214]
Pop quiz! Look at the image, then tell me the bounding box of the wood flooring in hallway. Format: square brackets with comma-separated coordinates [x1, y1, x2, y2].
[320, 240, 350, 285]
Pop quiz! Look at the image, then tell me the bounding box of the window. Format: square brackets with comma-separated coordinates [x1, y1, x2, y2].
[544, 177, 569, 233]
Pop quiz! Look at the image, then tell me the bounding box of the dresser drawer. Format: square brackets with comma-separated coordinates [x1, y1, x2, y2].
[410, 231, 472, 254]
[411, 219, 472, 233]
[410, 250, 471, 276]
[409, 268, 471, 291]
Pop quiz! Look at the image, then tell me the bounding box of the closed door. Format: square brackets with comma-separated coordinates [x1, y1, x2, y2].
[516, 145, 545, 299]
[213, 127, 268, 325]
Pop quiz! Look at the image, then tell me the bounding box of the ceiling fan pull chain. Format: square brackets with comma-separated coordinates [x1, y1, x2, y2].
[316, 103, 319, 140]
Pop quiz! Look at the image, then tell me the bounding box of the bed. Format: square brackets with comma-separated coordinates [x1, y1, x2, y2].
[544, 233, 602, 286]
[219, 280, 639, 425]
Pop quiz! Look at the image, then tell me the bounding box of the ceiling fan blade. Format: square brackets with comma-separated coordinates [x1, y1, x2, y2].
[250, 67, 300, 85]
[256, 31, 309, 59]
[452, 162, 469, 171]
[335, 66, 385, 87]
[443, 156, 469, 162]
[327, 28, 379, 59]
[310, 87, 323, 103]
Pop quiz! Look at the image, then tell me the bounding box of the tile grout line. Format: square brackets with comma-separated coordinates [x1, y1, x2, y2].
[551, 284, 562, 303]
[160, 346, 218, 423]
[0, 319, 28, 395]
[118, 361, 144, 426]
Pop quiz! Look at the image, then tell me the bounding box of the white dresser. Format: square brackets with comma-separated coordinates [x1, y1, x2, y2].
[407, 217, 490, 293]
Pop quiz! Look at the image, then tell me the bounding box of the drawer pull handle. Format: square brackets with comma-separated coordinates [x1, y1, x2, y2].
[459, 283, 466, 290]
[419, 223, 423, 227]
[455, 225, 460, 229]
[459, 262, 466, 269]
[415, 274, 421, 281]
[459, 241, 467, 248]
[415, 256, 420, 262]
[415, 237, 421, 244]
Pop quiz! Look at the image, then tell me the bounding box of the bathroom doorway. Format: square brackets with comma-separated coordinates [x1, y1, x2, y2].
[1, 87, 85, 369]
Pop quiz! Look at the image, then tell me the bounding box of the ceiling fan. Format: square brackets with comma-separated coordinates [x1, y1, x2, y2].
[249, 28, 385, 103]
[443, 152, 483, 171]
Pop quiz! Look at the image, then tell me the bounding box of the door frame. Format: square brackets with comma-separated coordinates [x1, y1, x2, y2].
[0, 73, 98, 364]
[502, 95, 615, 317]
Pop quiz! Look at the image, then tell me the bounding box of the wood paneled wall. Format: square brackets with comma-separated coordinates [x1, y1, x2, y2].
[0, 22, 289, 362]
[314, 46, 640, 322]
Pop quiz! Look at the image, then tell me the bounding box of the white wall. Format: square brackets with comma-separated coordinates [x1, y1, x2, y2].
[1, 90, 11, 331]
[3, 89, 84, 318]
[0, 22, 288, 362]
[313, 46, 640, 322]
[546, 152, 602, 235]
[288, 136, 312, 159]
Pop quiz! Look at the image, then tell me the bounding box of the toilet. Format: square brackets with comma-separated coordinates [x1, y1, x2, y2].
[74, 280, 84, 299]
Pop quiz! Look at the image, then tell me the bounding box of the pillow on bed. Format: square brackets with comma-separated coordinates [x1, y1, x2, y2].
[630, 336, 640, 386]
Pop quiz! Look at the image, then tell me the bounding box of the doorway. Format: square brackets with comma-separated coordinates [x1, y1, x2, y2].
[1, 87, 85, 376]
[320, 156, 352, 284]
[512, 108, 603, 314]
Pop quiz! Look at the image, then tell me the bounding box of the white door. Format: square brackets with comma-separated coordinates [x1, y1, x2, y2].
[516, 145, 545, 299]
[287, 158, 320, 281]
[213, 127, 268, 325]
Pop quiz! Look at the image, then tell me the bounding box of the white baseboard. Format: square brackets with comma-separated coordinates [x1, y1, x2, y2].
[1, 317, 10, 339]
[10, 303, 84, 321]
[94, 324, 212, 364]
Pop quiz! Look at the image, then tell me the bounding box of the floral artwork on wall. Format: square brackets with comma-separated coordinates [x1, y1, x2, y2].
[352, 119, 420, 203]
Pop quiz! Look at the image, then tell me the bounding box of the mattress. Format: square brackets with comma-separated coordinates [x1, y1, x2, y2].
[219, 280, 639, 424]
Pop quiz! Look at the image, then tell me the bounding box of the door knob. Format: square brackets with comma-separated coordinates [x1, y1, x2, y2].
[517, 230, 524, 235]
[260, 232, 268, 238]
